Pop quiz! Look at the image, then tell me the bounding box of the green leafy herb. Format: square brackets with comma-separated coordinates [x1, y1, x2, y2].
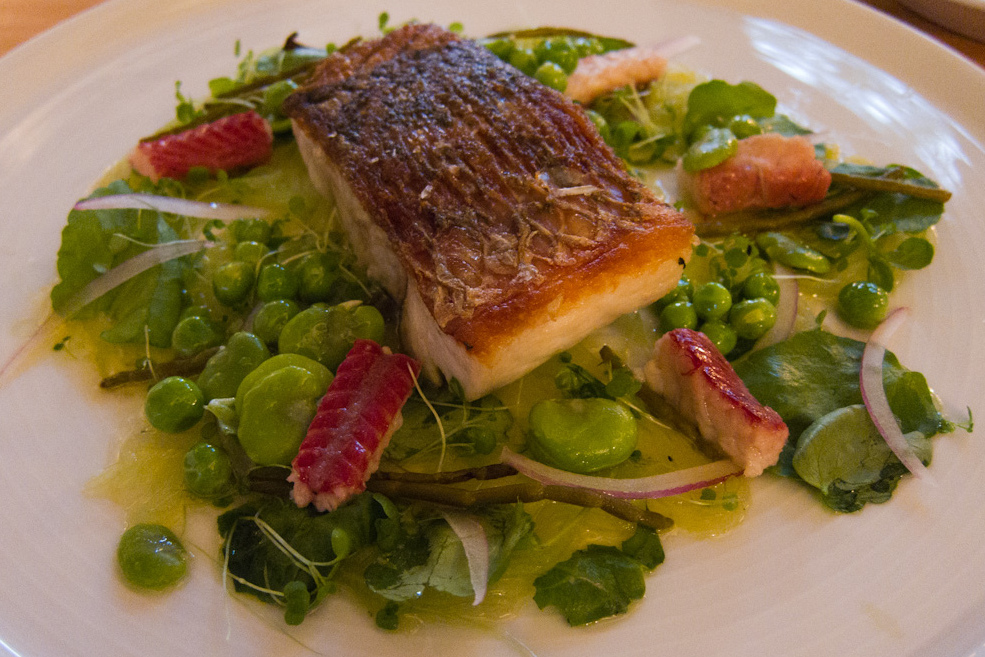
[791, 405, 932, 512]
[682, 80, 776, 139]
[385, 392, 512, 463]
[218, 494, 384, 621]
[365, 505, 534, 603]
[734, 328, 946, 511]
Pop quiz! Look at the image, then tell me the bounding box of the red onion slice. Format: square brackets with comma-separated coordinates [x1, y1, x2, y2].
[74, 193, 274, 221]
[440, 511, 489, 606]
[859, 307, 934, 483]
[756, 265, 798, 349]
[500, 447, 743, 499]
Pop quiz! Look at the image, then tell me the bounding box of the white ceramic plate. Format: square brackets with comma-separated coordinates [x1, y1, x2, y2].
[1, 1, 984, 656]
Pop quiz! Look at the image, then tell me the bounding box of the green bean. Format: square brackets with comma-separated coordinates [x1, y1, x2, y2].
[755, 232, 831, 274]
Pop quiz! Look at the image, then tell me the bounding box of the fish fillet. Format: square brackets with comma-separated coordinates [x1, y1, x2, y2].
[644, 328, 788, 476]
[284, 24, 694, 399]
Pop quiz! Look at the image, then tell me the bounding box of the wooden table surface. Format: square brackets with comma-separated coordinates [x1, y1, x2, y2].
[2, 0, 984, 64]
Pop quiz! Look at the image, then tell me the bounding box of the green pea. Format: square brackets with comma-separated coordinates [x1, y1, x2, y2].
[699, 320, 738, 356]
[484, 37, 515, 61]
[179, 305, 212, 321]
[692, 282, 733, 321]
[585, 109, 611, 142]
[838, 281, 889, 328]
[213, 261, 256, 306]
[534, 61, 568, 92]
[729, 298, 777, 340]
[536, 37, 578, 74]
[196, 332, 270, 401]
[528, 398, 637, 474]
[117, 524, 187, 590]
[298, 252, 341, 303]
[256, 262, 299, 301]
[508, 47, 539, 76]
[278, 303, 385, 371]
[171, 315, 224, 358]
[660, 300, 698, 331]
[238, 365, 332, 465]
[183, 441, 234, 498]
[233, 240, 268, 266]
[145, 376, 205, 433]
[572, 36, 605, 57]
[253, 299, 301, 346]
[611, 120, 646, 153]
[230, 217, 272, 244]
[235, 353, 333, 416]
[682, 127, 738, 172]
[742, 272, 781, 305]
[755, 232, 831, 274]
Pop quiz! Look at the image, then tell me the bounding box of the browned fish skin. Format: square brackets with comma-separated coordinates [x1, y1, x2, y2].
[286, 25, 693, 394]
[643, 328, 788, 476]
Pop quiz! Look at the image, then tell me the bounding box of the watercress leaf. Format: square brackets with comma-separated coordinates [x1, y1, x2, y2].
[555, 361, 610, 399]
[485, 504, 536, 582]
[759, 114, 812, 136]
[605, 367, 643, 399]
[533, 545, 646, 626]
[886, 237, 934, 270]
[375, 601, 400, 630]
[833, 163, 945, 234]
[792, 405, 931, 512]
[734, 329, 944, 476]
[219, 494, 383, 605]
[368, 520, 473, 601]
[620, 525, 665, 571]
[867, 256, 896, 292]
[683, 80, 776, 138]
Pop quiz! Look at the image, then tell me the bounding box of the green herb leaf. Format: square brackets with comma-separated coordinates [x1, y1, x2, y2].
[533, 545, 646, 625]
[683, 80, 776, 139]
[792, 405, 931, 512]
[734, 328, 944, 482]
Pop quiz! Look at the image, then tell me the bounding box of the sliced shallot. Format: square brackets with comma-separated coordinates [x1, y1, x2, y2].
[859, 307, 934, 483]
[74, 193, 274, 221]
[440, 510, 489, 606]
[500, 446, 742, 499]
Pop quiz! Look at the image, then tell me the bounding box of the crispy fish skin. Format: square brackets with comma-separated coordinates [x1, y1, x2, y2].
[285, 25, 694, 399]
[644, 328, 788, 476]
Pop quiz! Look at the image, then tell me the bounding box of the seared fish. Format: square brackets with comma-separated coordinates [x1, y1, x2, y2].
[644, 328, 788, 476]
[285, 24, 694, 399]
